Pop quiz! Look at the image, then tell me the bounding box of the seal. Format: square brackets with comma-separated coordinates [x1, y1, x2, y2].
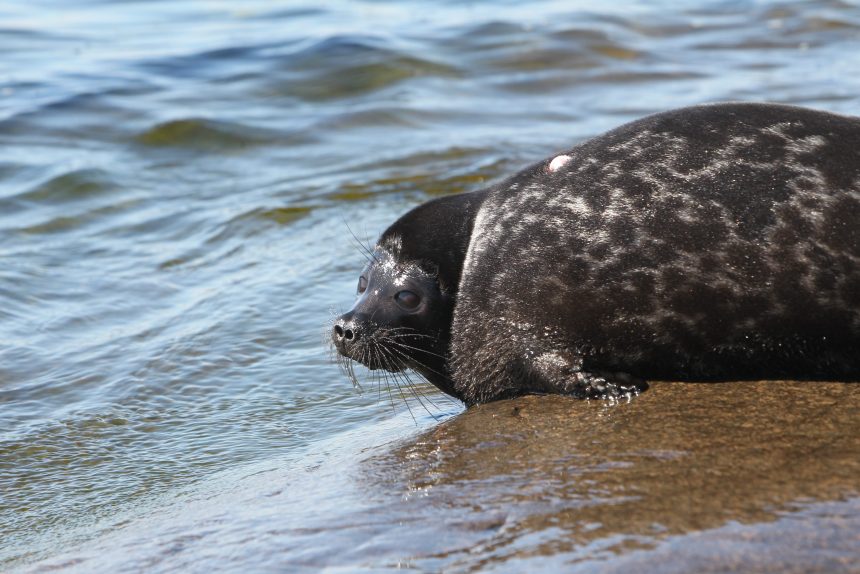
[332, 103, 860, 407]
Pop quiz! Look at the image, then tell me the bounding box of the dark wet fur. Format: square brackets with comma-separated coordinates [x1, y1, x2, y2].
[334, 103, 860, 407]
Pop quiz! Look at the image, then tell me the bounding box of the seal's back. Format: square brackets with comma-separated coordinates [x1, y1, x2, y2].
[452, 103, 860, 404]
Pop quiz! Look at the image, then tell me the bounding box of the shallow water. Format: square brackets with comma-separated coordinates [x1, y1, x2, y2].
[1, 0, 859, 572]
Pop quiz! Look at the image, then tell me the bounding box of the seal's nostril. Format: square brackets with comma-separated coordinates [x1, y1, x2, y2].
[344, 328, 354, 341]
[334, 325, 344, 339]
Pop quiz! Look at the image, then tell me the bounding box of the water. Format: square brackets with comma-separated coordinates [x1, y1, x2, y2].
[1, 0, 859, 571]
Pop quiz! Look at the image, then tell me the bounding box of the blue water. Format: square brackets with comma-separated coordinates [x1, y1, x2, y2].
[1, 1, 859, 571]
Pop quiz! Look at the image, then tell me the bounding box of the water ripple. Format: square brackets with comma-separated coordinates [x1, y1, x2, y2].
[2, 0, 860, 571]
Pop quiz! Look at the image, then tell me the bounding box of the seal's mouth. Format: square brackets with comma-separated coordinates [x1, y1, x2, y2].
[331, 319, 437, 397]
[353, 350, 406, 373]
[366, 362, 404, 372]
[333, 338, 406, 373]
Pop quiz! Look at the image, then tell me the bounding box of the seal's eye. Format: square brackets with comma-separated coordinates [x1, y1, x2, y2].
[394, 290, 420, 309]
[357, 276, 368, 294]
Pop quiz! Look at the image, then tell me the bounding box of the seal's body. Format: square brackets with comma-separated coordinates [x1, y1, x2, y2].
[333, 103, 860, 406]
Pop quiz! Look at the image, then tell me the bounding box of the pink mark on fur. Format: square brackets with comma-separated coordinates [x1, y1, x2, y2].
[548, 155, 572, 172]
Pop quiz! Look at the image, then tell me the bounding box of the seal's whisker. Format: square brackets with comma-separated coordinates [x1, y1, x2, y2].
[403, 370, 447, 408]
[392, 349, 453, 383]
[384, 332, 438, 342]
[384, 339, 448, 361]
[382, 331, 435, 339]
[373, 345, 406, 415]
[375, 340, 395, 372]
[381, 326, 434, 335]
[396, 368, 445, 418]
[365, 239, 379, 266]
[342, 219, 378, 265]
[349, 357, 362, 389]
[375, 343, 415, 420]
[387, 347, 445, 377]
[393, 375, 416, 423]
[357, 222, 380, 265]
[373, 340, 459, 410]
[363, 345, 384, 407]
[380, 327, 436, 339]
[397, 372, 437, 420]
[392, 358, 458, 410]
[376, 344, 438, 418]
[342, 356, 356, 389]
[376, 367, 384, 404]
[378, 353, 398, 413]
[380, 330, 442, 347]
[335, 349, 363, 391]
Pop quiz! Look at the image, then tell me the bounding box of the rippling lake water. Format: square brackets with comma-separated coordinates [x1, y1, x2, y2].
[2, 1, 859, 572]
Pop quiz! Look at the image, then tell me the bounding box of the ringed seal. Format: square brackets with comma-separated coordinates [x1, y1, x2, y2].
[332, 103, 860, 407]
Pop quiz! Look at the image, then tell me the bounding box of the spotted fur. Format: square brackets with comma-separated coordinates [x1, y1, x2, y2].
[346, 103, 860, 406]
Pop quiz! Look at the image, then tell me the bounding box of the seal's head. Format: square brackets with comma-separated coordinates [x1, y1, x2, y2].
[332, 237, 457, 396]
[331, 191, 486, 401]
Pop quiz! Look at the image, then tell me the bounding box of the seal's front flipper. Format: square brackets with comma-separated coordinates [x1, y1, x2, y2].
[570, 370, 648, 399]
[530, 350, 647, 399]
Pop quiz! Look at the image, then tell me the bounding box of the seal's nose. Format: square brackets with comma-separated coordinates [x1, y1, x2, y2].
[333, 313, 361, 352]
[333, 321, 357, 343]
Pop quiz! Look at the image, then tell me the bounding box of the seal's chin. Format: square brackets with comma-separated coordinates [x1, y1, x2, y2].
[364, 360, 405, 373]
[343, 350, 406, 373]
